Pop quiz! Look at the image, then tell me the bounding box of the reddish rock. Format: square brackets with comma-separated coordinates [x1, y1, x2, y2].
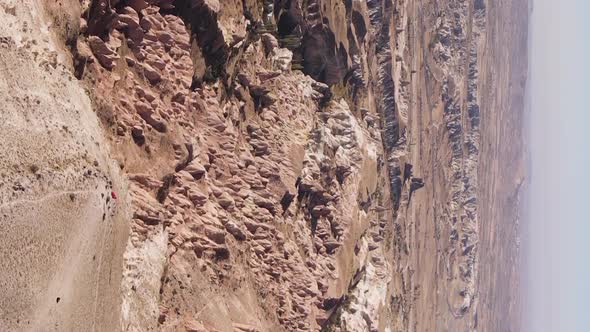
[261, 33, 278, 54]
[188, 189, 208, 205]
[142, 63, 161, 84]
[185, 161, 207, 179]
[225, 221, 247, 241]
[203, 225, 226, 244]
[88, 36, 120, 69]
[217, 192, 235, 209]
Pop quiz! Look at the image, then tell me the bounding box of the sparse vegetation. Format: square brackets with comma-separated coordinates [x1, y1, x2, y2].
[95, 100, 116, 129]
[29, 164, 39, 174]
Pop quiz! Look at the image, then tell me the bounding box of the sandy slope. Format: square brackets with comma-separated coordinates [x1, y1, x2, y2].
[0, 1, 129, 330]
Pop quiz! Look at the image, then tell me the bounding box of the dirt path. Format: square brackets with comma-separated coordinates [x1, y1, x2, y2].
[0, 190, 96, 210]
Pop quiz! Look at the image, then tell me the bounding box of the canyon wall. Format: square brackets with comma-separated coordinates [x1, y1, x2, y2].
[0, 0, 528, 331]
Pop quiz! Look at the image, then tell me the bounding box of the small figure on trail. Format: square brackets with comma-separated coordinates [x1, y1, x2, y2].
[111, 191, 117, 200]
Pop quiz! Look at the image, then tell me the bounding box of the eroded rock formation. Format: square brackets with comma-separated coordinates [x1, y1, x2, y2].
[0, 0, 528, 331]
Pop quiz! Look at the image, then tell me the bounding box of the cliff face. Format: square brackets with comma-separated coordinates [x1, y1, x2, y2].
[0, 0, 528, 331]
[75, 1, 389, 330]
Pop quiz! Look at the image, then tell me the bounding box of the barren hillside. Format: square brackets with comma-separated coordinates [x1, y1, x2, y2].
[0, 0, 528, 331]
[0, 0, 129, 330]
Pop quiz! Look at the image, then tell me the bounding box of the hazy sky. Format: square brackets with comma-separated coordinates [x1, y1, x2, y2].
[528, 0, 590, 331]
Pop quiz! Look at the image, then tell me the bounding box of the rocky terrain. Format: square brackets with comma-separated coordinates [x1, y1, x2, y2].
[0, 0, 528, 331]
